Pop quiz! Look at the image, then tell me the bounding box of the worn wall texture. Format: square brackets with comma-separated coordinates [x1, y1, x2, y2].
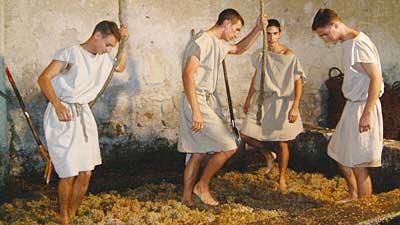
[0, 0, 9, 190]
[1, 0, 399, 176]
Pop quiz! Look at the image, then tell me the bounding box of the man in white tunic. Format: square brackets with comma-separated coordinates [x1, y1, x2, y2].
[312, 9, 384, 203]
[38, 21, 128, 225]
[241, 19, 306, 191]
[179, 9, 265, 206]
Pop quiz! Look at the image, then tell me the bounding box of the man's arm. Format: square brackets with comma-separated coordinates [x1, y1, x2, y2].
[243, 70, 257, 113]
[229, 15, 265, 55]
[114, 47, 127, 72]
[182, 47, 203, 132]
[358, 62, 382, 133]
[37, 60, 71, 121]
[114, 25, 129, 72]
[288, 79, 303, 123]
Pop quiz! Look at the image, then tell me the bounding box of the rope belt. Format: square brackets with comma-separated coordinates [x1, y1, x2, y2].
[69, 103, 89, 142]
[346, 98, 367, 103]
[196, 90, 215, 106]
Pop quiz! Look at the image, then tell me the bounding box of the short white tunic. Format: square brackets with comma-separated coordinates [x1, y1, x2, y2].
[327, 32, 384, 167]
[178, 31, 237, 153]
[43, 45, 114, 178]
[241, 50, 306, 141]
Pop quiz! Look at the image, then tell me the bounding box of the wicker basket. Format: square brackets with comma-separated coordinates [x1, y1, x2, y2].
[325, 67, 345, 129]
[382, 81, 400, 140]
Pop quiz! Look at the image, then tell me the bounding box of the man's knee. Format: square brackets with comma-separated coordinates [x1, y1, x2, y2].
[240, 133, 249, 142]
[224, 149, 237, 158]
[78, 171, 92, 179]
[191, 153, 206, 163]
[60, 176, 75, 184]
[353, 167, 369, 178]
[240, 134, 255, 147]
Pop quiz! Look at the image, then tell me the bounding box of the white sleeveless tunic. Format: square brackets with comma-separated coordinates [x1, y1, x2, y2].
[178, 31, 237, 153]
[241, 50, 306, 141]
[327, 32, 384, 167]
[43, 45, 114, 178]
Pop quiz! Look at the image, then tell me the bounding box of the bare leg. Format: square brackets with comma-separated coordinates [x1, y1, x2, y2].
[58, 177, 75, 225]
[69, 171, 92, 217]
[278, 141, 289, 191]
[241, 133, 274, 173]
[194, 149, 236, 206]
[353, 167, 372, 198]
[241, 133, 265, 149]
[336, 163, 358, 203]
[182, 153, 206, 206]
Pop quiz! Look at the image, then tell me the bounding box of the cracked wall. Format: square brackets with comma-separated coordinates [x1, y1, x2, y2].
[2, 0, 400, 176]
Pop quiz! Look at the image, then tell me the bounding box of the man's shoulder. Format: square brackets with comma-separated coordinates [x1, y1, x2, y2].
[55, 45, 79, 56]
[355, 32, 375, 47]
[353, 33, 378, 55]
[282, 47, 294, 56]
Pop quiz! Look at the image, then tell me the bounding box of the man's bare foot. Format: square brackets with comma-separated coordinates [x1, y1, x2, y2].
[60, 216, 69, 225]
[262, 151, 276, 174]
[335, 195, 358, 204]
[279, 179, 287, 191]
[193, 183, 219, 206]
[181, 197, 196, 207]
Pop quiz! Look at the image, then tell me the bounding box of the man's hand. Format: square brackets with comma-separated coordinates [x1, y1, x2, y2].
[54, 102, 72, 122]
[288, 106, 299, 123]
[256, 14, 268, 31]
[359, 111, 372, 133]
[191, 110, 204, 133]
[119, 25, 129, 40]
[243, 98, 251, 114]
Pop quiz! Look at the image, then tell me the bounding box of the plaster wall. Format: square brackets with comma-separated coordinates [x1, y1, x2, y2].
[2, 0, 399, 175]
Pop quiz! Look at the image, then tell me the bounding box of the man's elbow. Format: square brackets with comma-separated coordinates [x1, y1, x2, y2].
[370, 74, 382, 83]
[114, 65, 126, 73]
[236, 46, 246, 55]
[182, 73, 187, 82]
[231, 44, 248, 55]
[37, 75, 45, 88]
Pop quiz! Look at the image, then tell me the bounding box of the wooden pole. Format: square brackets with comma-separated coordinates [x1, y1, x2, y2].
[5, 67, 52, 184]
[256, 0, 268, 125]
[89, 0, 128, 108]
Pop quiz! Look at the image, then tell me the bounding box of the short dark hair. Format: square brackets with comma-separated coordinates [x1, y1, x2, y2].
[312, 8, 342, 31]
[267, 19, 281, 32]
[216, 8, 244, 26]
[92, 20, 121, 41]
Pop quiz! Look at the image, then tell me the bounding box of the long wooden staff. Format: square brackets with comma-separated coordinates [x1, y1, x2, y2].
[187, 29, 246, 169]
[221, 60, 245, 152]
[89, 0, 127, 108]
[256, 0, 268, 125]
[5, 67, 52, 184]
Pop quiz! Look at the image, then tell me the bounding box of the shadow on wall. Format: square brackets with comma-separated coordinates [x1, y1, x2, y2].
[0, 55, 10, 192]
[6, 89, 48, 176]
[92, 40, 140, 137]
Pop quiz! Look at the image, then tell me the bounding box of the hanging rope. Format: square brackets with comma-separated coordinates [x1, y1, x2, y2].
[89, 0, 128, 108]
[256, 0, 268, 125]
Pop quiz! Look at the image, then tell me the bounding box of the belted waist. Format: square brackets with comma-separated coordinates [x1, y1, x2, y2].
[65, 102, 89, 142]
[255, 91, 292, 99]
[182, 90, 217, 106]
[195, 89, 213, 97]
[346, 98, 367, 103]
